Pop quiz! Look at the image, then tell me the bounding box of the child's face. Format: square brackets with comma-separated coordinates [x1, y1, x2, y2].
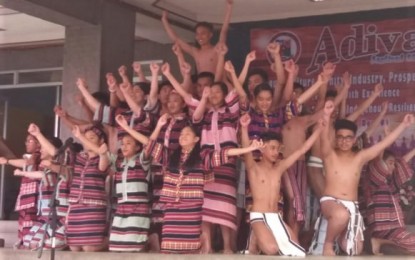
[25, 135, 40, 153]
[335, 129, 356, 151]
[159, 84, 173, 104]
[195, 26, 213, 46]
[255, 90, 273, 112]
[208, 84, 225, 107]
[248, 74, 264, 96]
[131, 85, 146, 104]
[121, 135, 139, 159]
[261, 140, 281, 163]
[84, 130, 102, 146]
[179, 127, 199, 148]
[384, 155, 396, 174]
[167, 92, 185, 115]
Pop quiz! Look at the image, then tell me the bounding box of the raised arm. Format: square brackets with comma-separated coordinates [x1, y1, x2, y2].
[320, 100, 336, 158]
[365, 101, 388, 138]
[132, 62, 148, 83]
[279, 59, 298, 107]
[360, 114, 414, 163]
[279, 121, 323, 172]
[119, 82, 142, 116]
[76, 78, 101, 111]
[347, 83, 383, 122]
[224, 60, 247, 104]
[147, 63, 160, 109]
[115, 115, 149, 145]
[161, 11, 195, 55]
[161, 63, 193, 103]
[106, 73, 121, 108]
[268, 42, 286, 87]
[75, 94, 94, 122]
[192, 87, 209, 123]
[0, 157, 26, 168]
[172, 44, 192, 92]
[27, 123, 57, 157]
[97, 143, 110, 172]
[72, 125, 100, 155]
[296, 74, 325, 105]
[238, 50, 256, 84]
[403, 148, 415, 163]
[214, 43, 228, 82]
[240, 113, 257, 170]
[315, 63, 336, 111]
[218, 0, 233, 44]
[149, 114, 169, 141]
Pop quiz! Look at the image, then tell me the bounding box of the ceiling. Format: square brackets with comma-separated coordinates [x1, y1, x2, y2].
[0, 0, 414, 47]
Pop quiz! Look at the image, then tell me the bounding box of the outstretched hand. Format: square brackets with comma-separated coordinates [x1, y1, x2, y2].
[240, 113, 251, 127]
[27, 123, 41, 136]
[115, 114, 128, 127]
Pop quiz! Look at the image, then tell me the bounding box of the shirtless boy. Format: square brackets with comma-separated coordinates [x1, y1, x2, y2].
[239, 113, 323, 256]
[319, 100, 414, 256]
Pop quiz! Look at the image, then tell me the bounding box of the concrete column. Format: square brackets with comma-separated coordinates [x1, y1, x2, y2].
[59, 1, 136, 139]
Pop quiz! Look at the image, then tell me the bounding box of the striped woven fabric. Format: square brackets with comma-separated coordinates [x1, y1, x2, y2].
[161, 203, 203, 254]
[66, 203, 108, 246]
[109, 202, 150, 252]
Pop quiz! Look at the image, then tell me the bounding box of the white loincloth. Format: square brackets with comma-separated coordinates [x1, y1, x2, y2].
[250, 212, 306, 257]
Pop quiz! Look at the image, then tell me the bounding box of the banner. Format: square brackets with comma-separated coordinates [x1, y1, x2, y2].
[250, 18, 415, 153]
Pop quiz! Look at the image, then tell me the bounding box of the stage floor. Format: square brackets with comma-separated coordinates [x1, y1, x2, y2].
[0, 249, 414, 260]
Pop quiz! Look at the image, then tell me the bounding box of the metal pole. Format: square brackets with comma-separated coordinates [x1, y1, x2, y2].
[0, 99, 9, 219]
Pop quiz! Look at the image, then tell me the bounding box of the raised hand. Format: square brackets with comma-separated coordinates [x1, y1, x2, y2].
[118, 65, 128, 77]
[240, 113, 251, 127]
[106, 73, 118, 93]
[202, 87, 211, 99]
[342, 71, 351, 88]
[119, 82, 131, 93]
[161, 63, 170, 75]
[284, 60, 299, 75]
[98, 143, 108, 155]
[132, 62, 142, 73]
[180, 62, 192, 75]
[374, 83, 384, 95]
[150, 63, 160, 74]
[224, 60, 235, 73]
[245, 50, 256, 63]
[172, 43, 181, 56]
[267, 42, 281, 56]
[72, 125, 82, 139]
[215, 43, 228, 55]
[27, 123, 41, 136]
[76, 78, 88, 90]
[403, 114, 415, 126]
[157, 113, 170, 127]
[322, 62, 336, 78]
[250, 139, 265, 150]
[115, 114, 128, 127]
[54, 106, 67, 118]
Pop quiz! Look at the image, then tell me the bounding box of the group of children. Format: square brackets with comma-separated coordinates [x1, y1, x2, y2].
[0, 0, 415, 256]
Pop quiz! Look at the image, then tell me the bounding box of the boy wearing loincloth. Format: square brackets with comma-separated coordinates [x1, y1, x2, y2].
[319, 100, 414, 256]
[239, 113, 323, 256]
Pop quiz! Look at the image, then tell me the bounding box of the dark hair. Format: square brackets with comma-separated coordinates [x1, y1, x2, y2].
[194, 22, 214, 33]
[211, 81, 229, 97]
[260, 131, 282, 144]
[92, 91, 110, 106]
[253, 83, 273, 98]
[121, 134, 141, 147]
[168, 125, 201, 171]
[197, 72, 215, 83]
[334, 119, 357, 135]
[294, 83, 305, 92]
[247, 68, 269, 84]
[158, 81, 173, 94]
[382, 149, 395, 161]
[133, 82, 151, 95]
[325, 89, 338, 99]
[85, 123, 108, 144]
[46, 136, 63, 149]
[71, 142, 83, 153]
